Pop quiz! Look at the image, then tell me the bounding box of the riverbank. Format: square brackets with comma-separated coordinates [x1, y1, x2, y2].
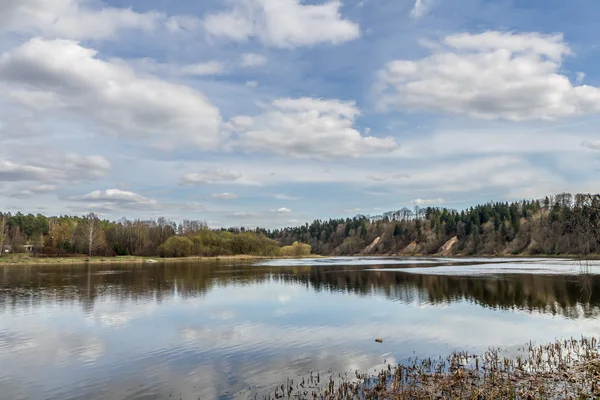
[0, 254, 322, 266]
[0, 253, 590, 267]
[273, 337, 600, 399]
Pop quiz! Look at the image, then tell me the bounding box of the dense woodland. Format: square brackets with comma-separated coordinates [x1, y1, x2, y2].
[271, 192, 600, 256]
[1, 193, 599, 258]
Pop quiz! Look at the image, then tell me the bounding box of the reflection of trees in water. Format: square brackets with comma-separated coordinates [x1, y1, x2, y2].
[0, 263, 599, 318]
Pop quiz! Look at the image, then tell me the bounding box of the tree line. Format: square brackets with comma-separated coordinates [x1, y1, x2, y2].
[1, 193, 599, 258]
[0, 213, 308, 258]
[268, 193, 600, 256]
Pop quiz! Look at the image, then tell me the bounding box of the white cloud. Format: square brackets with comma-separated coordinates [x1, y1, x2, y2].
[203, 0, 360, 48]
[181, 168, 242, 185]
[411, 198, 445, 205]
[179, 61, 226, 76]
[377, 31, 600, 120]
[8, 89, 65, 111]
[210, 193, 239, 199]
[396, 130, 598, 159]
[272, 193, 299, 200]
[68, 189, 162, 214]
[576, 72, 586, 84]
[1, 0, 162, 40]
[582, 140, 600, 150]
[0, 38, 223, 149]
[0, 154, 109, 183]
[367, 172, 410, 182]
[232, 212, 262, 218]
[275, 207, 291, 213]
[240, 53, 268, 67]
[165, 15, 203, 33]
[245, 80, 259, 87]
[410, 0, 434, 19]
[4, 184, 56, 199]
[77, 189, 156, 205]
[228, 97, 398, 159]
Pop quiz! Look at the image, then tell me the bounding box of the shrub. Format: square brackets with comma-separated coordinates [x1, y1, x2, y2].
[280, 241, 311, 257]
[157, 236, 194, 258]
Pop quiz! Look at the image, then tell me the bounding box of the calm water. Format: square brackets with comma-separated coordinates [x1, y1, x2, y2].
[1, 257, 600, 399]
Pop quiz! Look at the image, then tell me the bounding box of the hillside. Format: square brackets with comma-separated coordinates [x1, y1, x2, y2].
[269, 193, 600, 257]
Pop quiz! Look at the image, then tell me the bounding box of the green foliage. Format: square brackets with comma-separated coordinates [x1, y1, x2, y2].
[190, 230, 279, 257]
[280, 241, 311, 257]
[268, 193, 600, 256]
[158, 236, 194, 258]
[2, 192, 600, 258]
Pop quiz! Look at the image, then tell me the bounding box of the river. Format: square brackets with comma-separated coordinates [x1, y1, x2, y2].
[1, 257, 599, 399]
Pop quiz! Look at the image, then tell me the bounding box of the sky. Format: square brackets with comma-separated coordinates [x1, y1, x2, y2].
[0, 0, 599, 228]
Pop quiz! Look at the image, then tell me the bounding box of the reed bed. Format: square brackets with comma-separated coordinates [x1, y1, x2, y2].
[267, 337, 600, 399]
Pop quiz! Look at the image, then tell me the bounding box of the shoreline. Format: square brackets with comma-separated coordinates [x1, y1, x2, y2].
[0, 253, 591, 267]
[0, 254, 325, 267]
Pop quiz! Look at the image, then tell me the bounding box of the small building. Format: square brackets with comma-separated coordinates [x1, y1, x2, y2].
[1, 244, 35, 253]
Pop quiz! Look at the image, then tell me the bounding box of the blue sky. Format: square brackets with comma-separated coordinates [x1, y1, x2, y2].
[0, 0, 599, 228]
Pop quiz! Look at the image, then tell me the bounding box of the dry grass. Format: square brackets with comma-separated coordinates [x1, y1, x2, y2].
[0, 254, 324, 267]
[271, 337, 600, 399]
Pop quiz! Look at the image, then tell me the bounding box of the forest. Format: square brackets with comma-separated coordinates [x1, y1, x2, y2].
[1, 193, 599, 258]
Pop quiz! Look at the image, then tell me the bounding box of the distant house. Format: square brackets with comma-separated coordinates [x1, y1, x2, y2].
[1, 244, 35, 253]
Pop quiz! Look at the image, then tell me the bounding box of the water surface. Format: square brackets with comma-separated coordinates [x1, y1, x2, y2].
[1, 257, 599, 399]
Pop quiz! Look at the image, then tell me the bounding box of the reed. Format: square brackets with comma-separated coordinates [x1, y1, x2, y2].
[268, 337, 600, 399]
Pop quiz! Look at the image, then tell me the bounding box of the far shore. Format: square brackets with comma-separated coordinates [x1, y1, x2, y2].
[0, 254, 325, 267]
[0, 253, 592, 267]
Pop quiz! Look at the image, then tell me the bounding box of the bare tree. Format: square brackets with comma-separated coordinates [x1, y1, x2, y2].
[78, 213, 105, 256]
[0, 215, 7, 257]
[10, 226, 25, 254]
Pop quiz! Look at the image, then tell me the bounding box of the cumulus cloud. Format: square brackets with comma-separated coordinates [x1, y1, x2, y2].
[240, 53, 268, 67]
[181, 168, 242, 185]
[0, 154, 109, 183]
[203, 0, 360, 47]
[210, 193, 239, 199]
[275, 207, 291, 213]
[0, 38, 223, 149]
[1, 0, 162, 40]
[411, 198, 445, 205]
[228, 97, 398, 159]
[376, 31, 600, 120]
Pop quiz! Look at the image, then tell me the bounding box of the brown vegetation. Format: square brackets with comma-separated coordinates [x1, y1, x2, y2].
[271, 337, 600, 399]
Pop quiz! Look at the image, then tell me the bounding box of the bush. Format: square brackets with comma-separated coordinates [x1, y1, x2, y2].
[188, 230, 280, 257]
[280, 241, 311, 257]
[157, 236, 194, 258]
